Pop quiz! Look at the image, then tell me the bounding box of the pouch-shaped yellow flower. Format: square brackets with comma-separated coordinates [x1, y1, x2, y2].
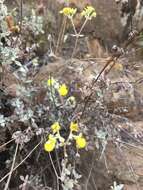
[51, 122, 61, 134]
[44, 138, 56, 152]
[70, 122, 79, 132]
[47, 77, 55, 86]
[58, 84, 68, 96]
[75, 135, 87, 149]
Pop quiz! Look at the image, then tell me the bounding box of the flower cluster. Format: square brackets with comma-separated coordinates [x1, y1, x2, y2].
[47, 77, 68, 97]
[44, 122, 87, 153]
[68, 122, 87, 150]
[60, 7, 77, 18]
[44, 122, 65, 152]
[60, 6, 96, 20]
[45, 77, 86, 153]
[81, 6, 96, 20]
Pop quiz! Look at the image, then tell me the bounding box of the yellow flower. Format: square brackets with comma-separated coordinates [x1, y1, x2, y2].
[60, 7, 77, 18]
[70, 122, 79, 132]
[51, 122, 61, 134]
[75, 135, 87, 149]
[47, 77, 55, 86]
[81, 6, 96, 19]
[44, 136, 56, 152]
[58, 84, 68, 96]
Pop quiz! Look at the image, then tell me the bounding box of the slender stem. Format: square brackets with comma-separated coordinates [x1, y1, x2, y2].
[0, 141, 41, 183]
[71, 37, 79, 58]
[49, 153, 59, 178]
[63, 132, 73, 158]
[20, 0, 23, 32]
[55, 150, 61, 175]
[103, 153, 109, 172]
[71, 18, 88, 58]
[70, 18, 77, 35]
[79, 18, 88, 36]
[104, 60, 116, 76]
[60, 16, 67, 51]
[0, 139, 14, 150]
[55, 16, 67, 55]
[4, 143, 19, 190]
[49, 153, 60, 190]
[78, 25, 143, 118]
[116, 139, 143, 152]
[80, 56, 115, 117]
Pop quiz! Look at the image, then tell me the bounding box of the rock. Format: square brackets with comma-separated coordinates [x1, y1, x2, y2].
[115, 0, 143, 39]
[34, 57, 143, 118]
[106, 143, 143, 186]
[103, 76, 138, 118]
[124, 184, 141, 190]
[78, 142, 143, 189]
[87, 0, 123, 45]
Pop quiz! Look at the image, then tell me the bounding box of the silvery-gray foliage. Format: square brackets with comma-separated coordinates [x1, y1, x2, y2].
[0, 0, 7, 21]
[111, 181, 124, 190]
[24, 9, 44, 35]
[0, 114, 7, 127]
[11, 98, 33, 122]
[61, 159, 81, 190]
[0, 46, 21, 66]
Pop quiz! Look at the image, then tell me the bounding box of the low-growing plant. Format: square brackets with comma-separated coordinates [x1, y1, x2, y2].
[59, 5, 96, 58]
[0, 1, 142, 190]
